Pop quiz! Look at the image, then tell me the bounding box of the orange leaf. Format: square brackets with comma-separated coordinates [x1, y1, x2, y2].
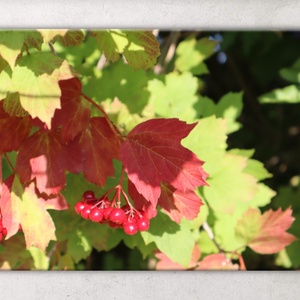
[196, 253, 239, 270]
[235, 207, 297, 254]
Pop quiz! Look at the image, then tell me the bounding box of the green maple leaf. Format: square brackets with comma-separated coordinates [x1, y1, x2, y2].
[182, 115, 228, 176]
[141, 212, 194, 267]
[0, 52, 74, 128]
[146, 72, 199, 122]
[203, 153, 258, 215]
[196, 92, 243, 134]
[0, 31, 43, 69]
[175, 36, 217, 75]
[91, 30, 160, 70]
[38, 29, 84, 47]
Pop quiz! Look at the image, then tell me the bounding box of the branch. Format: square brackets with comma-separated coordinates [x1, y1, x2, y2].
[48, 42, 57, 56]
[154, 31, 181, 74]
[96, 53, 107, 70]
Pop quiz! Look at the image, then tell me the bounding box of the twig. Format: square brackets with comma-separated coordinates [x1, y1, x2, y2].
[202, 221, 224, 253]
[163, 31, 181, 68]
[96, 53, 107, 70]
[4, 153, 16, 173]
[154, 31, 181, 74]
[48, 42, 57, 56]
[47, 241, 58, 258]
[82, 94, 123, 140]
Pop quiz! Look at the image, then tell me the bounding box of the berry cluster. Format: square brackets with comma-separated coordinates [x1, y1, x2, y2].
[75, 191, 150, 235]
[0, 210, 7, 241]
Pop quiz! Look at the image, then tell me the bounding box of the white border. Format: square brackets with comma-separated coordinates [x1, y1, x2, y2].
[1, 0, 300, 29]
[2, 271, 300, 299]
[1, 0, 300, 299]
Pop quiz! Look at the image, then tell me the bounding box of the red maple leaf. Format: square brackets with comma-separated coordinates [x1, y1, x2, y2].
[128, 179, 203, 223]
[70, 117, 123, 186]
[0, 102, 31, 154]
[158, 182, 203, 223]
[127, 179, 158, 219]
[120, 118, 208, 204]
[52, 78, 91, 143]
[16, 129, 70, 195]
[34, 188, 69, 211]
[235, 207, 297, 254]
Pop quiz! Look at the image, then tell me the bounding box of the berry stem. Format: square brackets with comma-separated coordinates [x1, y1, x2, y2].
[121, 189, 135, 210]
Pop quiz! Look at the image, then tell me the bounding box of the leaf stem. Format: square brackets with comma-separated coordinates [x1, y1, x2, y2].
[48, 42, 57, 56]
[96, 53, 107, 70]
[82, 94, 123, 139]
[202, 221, 225, 253]
[4, 153, 16, 173]
[231, 251, 247, 270]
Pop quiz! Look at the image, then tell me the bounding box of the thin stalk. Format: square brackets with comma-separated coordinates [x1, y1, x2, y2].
[202, 221, 224, 253]
[4, 153, 16, 173]
[82, 94, 123, 140]
[48, 42, 57, 56]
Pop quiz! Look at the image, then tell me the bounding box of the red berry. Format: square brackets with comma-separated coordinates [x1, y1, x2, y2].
[123, 220, 138, 235]
[137, 218, 150, 231]
[103, 207, 114, 221]
[81, 205, 92, 219]
[82, 191, 96, 202]
[89, 207, 104, 222]
[109, 208, 126, 224]
[75, 201, 86, 214]
[121, 204, 131, 213]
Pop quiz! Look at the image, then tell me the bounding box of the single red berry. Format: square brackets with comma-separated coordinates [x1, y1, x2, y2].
[81, 205, 92, 219]
[103, 207, 114, 221]
[89, 207, 104, 222]
[109, 208, 126, 224]
[121, 204, 131, 213]
[123, 220, 138, 235]
[137, 218, 150, 231]
[75, 201, 87, 214]
[82, 191, 96, 202]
